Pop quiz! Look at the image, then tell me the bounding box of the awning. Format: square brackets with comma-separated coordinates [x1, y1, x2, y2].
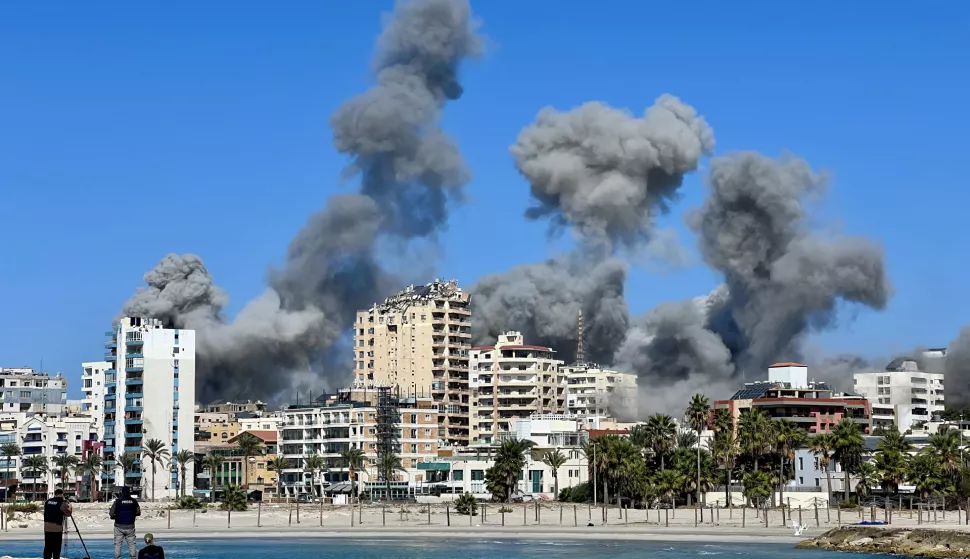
[417, 463, 451, 471]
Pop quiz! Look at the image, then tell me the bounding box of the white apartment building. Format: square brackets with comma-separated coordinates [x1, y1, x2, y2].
[853, 350, 946, 433]
[81, 361, 111, 440]
[469, 332, 565, 444]
[418, 415, 590, 499]
[278, 396, 439, 499]
[103, 317, 196, 499]
[0, 367, 68, 415]
[239, 414, 282, 433]
[353, 279, 473, 445]
[3, 414, 97, 500]
[561, 364, 637, 420]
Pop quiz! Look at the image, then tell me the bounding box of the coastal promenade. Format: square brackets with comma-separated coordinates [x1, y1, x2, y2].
[2, 501, 967, 543]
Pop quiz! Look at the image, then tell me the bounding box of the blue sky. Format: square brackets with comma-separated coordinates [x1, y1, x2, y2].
[2, 1, 968, 398]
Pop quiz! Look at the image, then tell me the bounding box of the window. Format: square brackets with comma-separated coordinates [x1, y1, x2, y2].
[471, 470, 485, 481]
[452, 470, 464, 481]
[798, 457, 803, 470]
[799, 477, 804, 485]
[173, 347, 180, 354]
[815, 479, 820, 487]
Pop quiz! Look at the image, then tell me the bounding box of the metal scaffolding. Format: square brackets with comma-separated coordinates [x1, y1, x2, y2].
[375, 386, 401, 484]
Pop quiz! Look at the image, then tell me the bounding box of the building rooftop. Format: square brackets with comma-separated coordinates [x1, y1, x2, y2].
[769, 362, 807, 368]
[228, 430, 277, 444]
[371, 278, 468, 313]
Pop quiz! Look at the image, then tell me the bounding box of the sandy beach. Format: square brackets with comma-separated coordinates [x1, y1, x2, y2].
[2, 501, 966, 544]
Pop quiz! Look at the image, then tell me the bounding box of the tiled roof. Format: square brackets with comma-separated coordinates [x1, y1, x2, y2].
[769, 362, 807, 367]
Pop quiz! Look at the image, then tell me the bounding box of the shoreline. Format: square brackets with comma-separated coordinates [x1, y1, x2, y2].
[0, 525, 803, 544]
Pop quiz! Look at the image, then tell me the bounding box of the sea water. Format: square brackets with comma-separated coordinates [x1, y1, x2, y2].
[1, 537, 880, 558]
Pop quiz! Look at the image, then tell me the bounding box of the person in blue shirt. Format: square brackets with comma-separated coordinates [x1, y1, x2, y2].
[109, 486, 142, 559]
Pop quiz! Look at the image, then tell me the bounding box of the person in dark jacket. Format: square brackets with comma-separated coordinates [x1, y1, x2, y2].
[43, 488, 73, 559]
[138, 533, 165, 559]
[109, 486, 141, 559]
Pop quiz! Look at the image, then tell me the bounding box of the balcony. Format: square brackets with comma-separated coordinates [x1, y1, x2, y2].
[105, 355, 117, 362]
[126, 352, 144, 359]
[105, 394, 116, 401]
[105, 341, 117, 349]
[104, 447, 116, 454]
[105, 420, 116, 427]
[124, 419, 143, 425]
[126, 379, 144, 387]
[126, 364, 144, 373]
[105, 331, 117, 337]
[125, 405, 144, 412]
[126, 392, 144, 399]
[124, 446, 142, 453]
[125, 338, 144, 347]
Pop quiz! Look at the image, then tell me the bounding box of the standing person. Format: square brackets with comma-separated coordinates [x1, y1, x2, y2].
[138, 533, 165, 559]
[43, 489, 73, 559]
[109, 486, 141, 559]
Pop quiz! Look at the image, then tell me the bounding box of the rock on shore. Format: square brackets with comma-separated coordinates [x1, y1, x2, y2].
[797, 526, 970, 558]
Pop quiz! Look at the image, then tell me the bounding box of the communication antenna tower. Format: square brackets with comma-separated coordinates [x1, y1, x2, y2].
[576, 310, 585, 365]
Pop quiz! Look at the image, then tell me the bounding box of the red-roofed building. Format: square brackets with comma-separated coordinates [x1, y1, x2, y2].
[714, 364, 870, 435]
[470, 331, 566, 444]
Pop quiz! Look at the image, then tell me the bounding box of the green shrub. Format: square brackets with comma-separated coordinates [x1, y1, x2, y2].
[455, 493, 478, 516]
[497, 506, 513, 513]
[558, 482, 591, 503]
[6, 502, 40, 514]
[176, 495, 204, 509]
[220, 484, 248, 511]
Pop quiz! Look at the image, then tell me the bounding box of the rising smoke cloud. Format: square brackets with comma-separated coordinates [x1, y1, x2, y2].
[469, 95, 715, 363]
[121, 0, 484, 403]
[945, 327, 970, 408]
[121, 1, 897, 416]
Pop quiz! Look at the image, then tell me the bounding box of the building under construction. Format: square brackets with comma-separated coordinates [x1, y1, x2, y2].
[353, 279, 473, 446]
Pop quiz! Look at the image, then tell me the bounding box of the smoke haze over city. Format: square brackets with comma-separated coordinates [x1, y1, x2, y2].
[112, 0, 970, 413]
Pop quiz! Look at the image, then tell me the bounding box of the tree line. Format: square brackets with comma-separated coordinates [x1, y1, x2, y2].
[483, 395, 970, 508]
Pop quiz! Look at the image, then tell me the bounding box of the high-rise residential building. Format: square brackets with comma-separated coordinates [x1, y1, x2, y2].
[279, 394, 439, 500]
[353, 279, 472, 445]
[103, 317, 196, 498]
[81, 361, 111, 439]
[853, 350, 946, 432]
[0, 367, 68, 415]
[469, 332, 565, 444]
[715, 362, 871, 434]
[561, 364, 638, 420]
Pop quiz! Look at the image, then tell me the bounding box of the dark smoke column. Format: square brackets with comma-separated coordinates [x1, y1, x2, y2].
[472, 95, 715, 363]
[121, 0, 485, 404]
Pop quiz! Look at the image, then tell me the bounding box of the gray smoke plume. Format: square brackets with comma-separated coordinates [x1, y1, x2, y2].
[121, 0, 484, 403]
[471, 95, 714, 360]
[693, 152, 891, 372]
[512, 95, 714, 251]
[945, 327, 970, 407]
[623, 153, 890, 412]
[471, 255, 629, 365]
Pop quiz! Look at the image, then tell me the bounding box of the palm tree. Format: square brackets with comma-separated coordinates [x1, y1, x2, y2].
[854, 462, 878, 500]
[686, 394, 710, 514]
[709, 428, 739, 507]
[774, 419, 806, 508]
[304, 453, 327, 498]
[118, 452, 140, 489]
[908, 454, 943, 499]
[581, 439, 607, 504]
[221, 484, 248, 511]
[831, 419, 865, 503]
[1, 443, 21, 493]
[340, 447, 366, 499]
[377, 453, 404, 500]
[81, 454, 103, 501]
[51, 455, 79, 494]
[201, 452, 225, 503]
[926, 427, 962, 479]
[141, 439, 169, 502]
[267, 455, 289, 501]
[874, 448, 909, 495]
[542, 449, 568, 500]
[235, 433, 263, 490]
[173, 449, 195, 498]
[809, 433, 835, 506]
[484, 437, 535, 502]
[742, 470, 773, 511]
[877, 429, 914, 455]
[644, 414, 677, 471]
[22, 455, 48, 500]
[738, 410, 775, 471]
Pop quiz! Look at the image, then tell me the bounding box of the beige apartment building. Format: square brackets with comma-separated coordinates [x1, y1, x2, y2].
[561, 364, 638, 420]
[278, 395, 439, 499]
[470, 332, 566, 444]
[353, 279, 472, 445]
